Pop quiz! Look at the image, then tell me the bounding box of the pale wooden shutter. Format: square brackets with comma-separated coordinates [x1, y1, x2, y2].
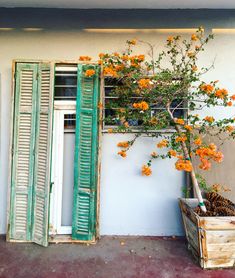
[9, 63, 38, 241]
[31, 63, 54, 246]
[72, 64, 100, 241]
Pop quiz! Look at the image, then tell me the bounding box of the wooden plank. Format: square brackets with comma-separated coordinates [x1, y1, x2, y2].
[49, 235, 96, 244]
[183, 214, 199, 252]
[179, 199, 199, 225]
[206, 230, 235, 244]
[203, 258, 235, 269]
[199, 217, 235, 230]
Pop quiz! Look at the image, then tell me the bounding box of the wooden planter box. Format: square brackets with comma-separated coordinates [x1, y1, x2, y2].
[179, 198, 235, 269]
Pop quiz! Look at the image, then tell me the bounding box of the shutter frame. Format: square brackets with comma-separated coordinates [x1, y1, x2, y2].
[9, 63, 38, 241]
[31, 63, 54, 246]
[72, 64, 100, 241]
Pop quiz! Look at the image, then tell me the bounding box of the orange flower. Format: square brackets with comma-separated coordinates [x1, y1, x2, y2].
[199, 158, 211, 170]
[231, 94, 235, 101]
[187, 52, 195, 58]
[142, 165, 152, 176]
[123, 121, 129, 128]
[167, 36, 174, 43]
[98, 102, 103, 109]
[107, 128, 113, 133]
[118, 150, 127, 158]
[103, 67, 118, 77]
[128, 39, 137, 45]
[151, 152, 158, 158]
[117, 141, 129, 148]
[168, 150, 177, 157]
[99, 53, 105, 58]
[122, 55, 129, 61]
[194, 137, 202, 146]
[215, 88, 228, 99]
[195, 45, 200, 51]
[209, 143, 217, 151]
[192, 65, 198, 72]
[79, 56, 92, 61]
[157, 139, 169, 148]
[175, 159, 193, 172]
[226, 125, 234, 132]
[175, 118, 185, 125]
[133, 101, 149, 111]
[191, 34, 198, 41]
[150, 117, 158, 125]
[204, 116, 215, 123]
[184, 125, 193, 132]
[175, 136, 187, 143]
[85, 69, 95, 77]
[200, 84, 214, 95]
[115, 64, 125, 71]
[227, 101, 233, 107]
[138, 79, 151, 89]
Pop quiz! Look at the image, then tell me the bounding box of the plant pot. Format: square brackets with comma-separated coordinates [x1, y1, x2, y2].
[179, 198, 235, 269]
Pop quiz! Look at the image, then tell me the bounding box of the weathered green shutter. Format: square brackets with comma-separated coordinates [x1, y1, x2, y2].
[9, 63, 38, 241]
[72, 64, 100, 241]
[31, 63, 54, 246]
[9, 62, 54, 246]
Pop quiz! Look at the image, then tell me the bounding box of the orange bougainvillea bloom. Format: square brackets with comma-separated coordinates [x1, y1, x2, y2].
[107, 128, 113, 133]
[175, 118, 185, 125]
[192, 65, 198, 72]
[142, 165, 152, 176]
[231, 95, 235, 101]
[79, 56, 92, 61]
[85, 69, 95, 77]
[138, 79, 151, 89]
[199, 158, 211, 170]
[175, 159, 193, 172]
[117, 141, 129, 148]
[175, 136, 187, 143]
[195, 146, 224, 163]
[204, 116, 215, 123]
[213, 151, 224, 163]
[151, 151, 158, 158]
[208, 143, 217, 151]
[168, 150, 177, 157]
[157, 139, 169, 148]
[133, 101, 149, 111]
[128, 39, 137, 45]
[118, 150, 127, 158]
[103, 67, 118, 77]
[187, 52, 195, 58]
[99, 53, 105, 58]
[123, 121, 129, 128]
[167, 36, 174, 43]
[215, 88, 228, 99]
[194, 137, 202, 146]
[227, 101, 233, 107]
[200, 84, 214, 95]
[184, 125, 193, 132]
[226, 125, 234, 132]
[195, 45, 201, 51]
[191, 34, 198, 41]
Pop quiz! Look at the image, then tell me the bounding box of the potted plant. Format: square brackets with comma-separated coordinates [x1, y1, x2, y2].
[98, 28, 235, 269]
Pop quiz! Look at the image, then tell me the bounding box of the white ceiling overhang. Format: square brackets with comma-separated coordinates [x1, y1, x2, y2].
[0, 0, 235, 9]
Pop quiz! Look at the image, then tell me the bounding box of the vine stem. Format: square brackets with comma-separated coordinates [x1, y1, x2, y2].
[166, 103, 207, 212]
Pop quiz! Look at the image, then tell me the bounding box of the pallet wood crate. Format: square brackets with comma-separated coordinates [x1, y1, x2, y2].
[179, 198, 235, 269]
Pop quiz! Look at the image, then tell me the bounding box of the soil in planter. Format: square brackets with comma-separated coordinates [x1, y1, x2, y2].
[194, 192, 235, 216]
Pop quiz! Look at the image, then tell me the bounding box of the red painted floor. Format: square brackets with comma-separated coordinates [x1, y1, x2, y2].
[0, 236, 235, 278]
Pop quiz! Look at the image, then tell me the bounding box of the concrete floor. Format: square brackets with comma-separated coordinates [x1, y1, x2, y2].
[0, 236, 235, 278]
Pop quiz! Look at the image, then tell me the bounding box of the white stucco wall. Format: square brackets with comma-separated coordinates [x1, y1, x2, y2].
[0, 21, 235, 236]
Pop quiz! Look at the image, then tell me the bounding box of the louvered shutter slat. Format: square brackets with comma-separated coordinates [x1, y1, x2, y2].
[72, 64, 99, 241]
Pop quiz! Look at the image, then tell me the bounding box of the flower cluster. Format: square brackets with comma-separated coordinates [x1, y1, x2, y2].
[132, 101, 149, 111]
[85, 69, 95, 77]
[175, 159, 193, 172]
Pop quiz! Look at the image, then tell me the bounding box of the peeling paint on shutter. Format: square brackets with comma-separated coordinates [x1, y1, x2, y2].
[72, 64, 99, 241]
[9, 63, 38, 241]
[32, 63, 54, 246]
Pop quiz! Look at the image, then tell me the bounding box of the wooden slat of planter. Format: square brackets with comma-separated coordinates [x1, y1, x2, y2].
[183, 215, 199, 251]
[199, 217, 235, 230]
[206, 230, 235, 244]
[204, 258, 235, 269]
[179, 199, 199, 224]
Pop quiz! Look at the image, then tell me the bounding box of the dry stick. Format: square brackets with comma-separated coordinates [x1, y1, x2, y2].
[166, 103, 207, 212]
